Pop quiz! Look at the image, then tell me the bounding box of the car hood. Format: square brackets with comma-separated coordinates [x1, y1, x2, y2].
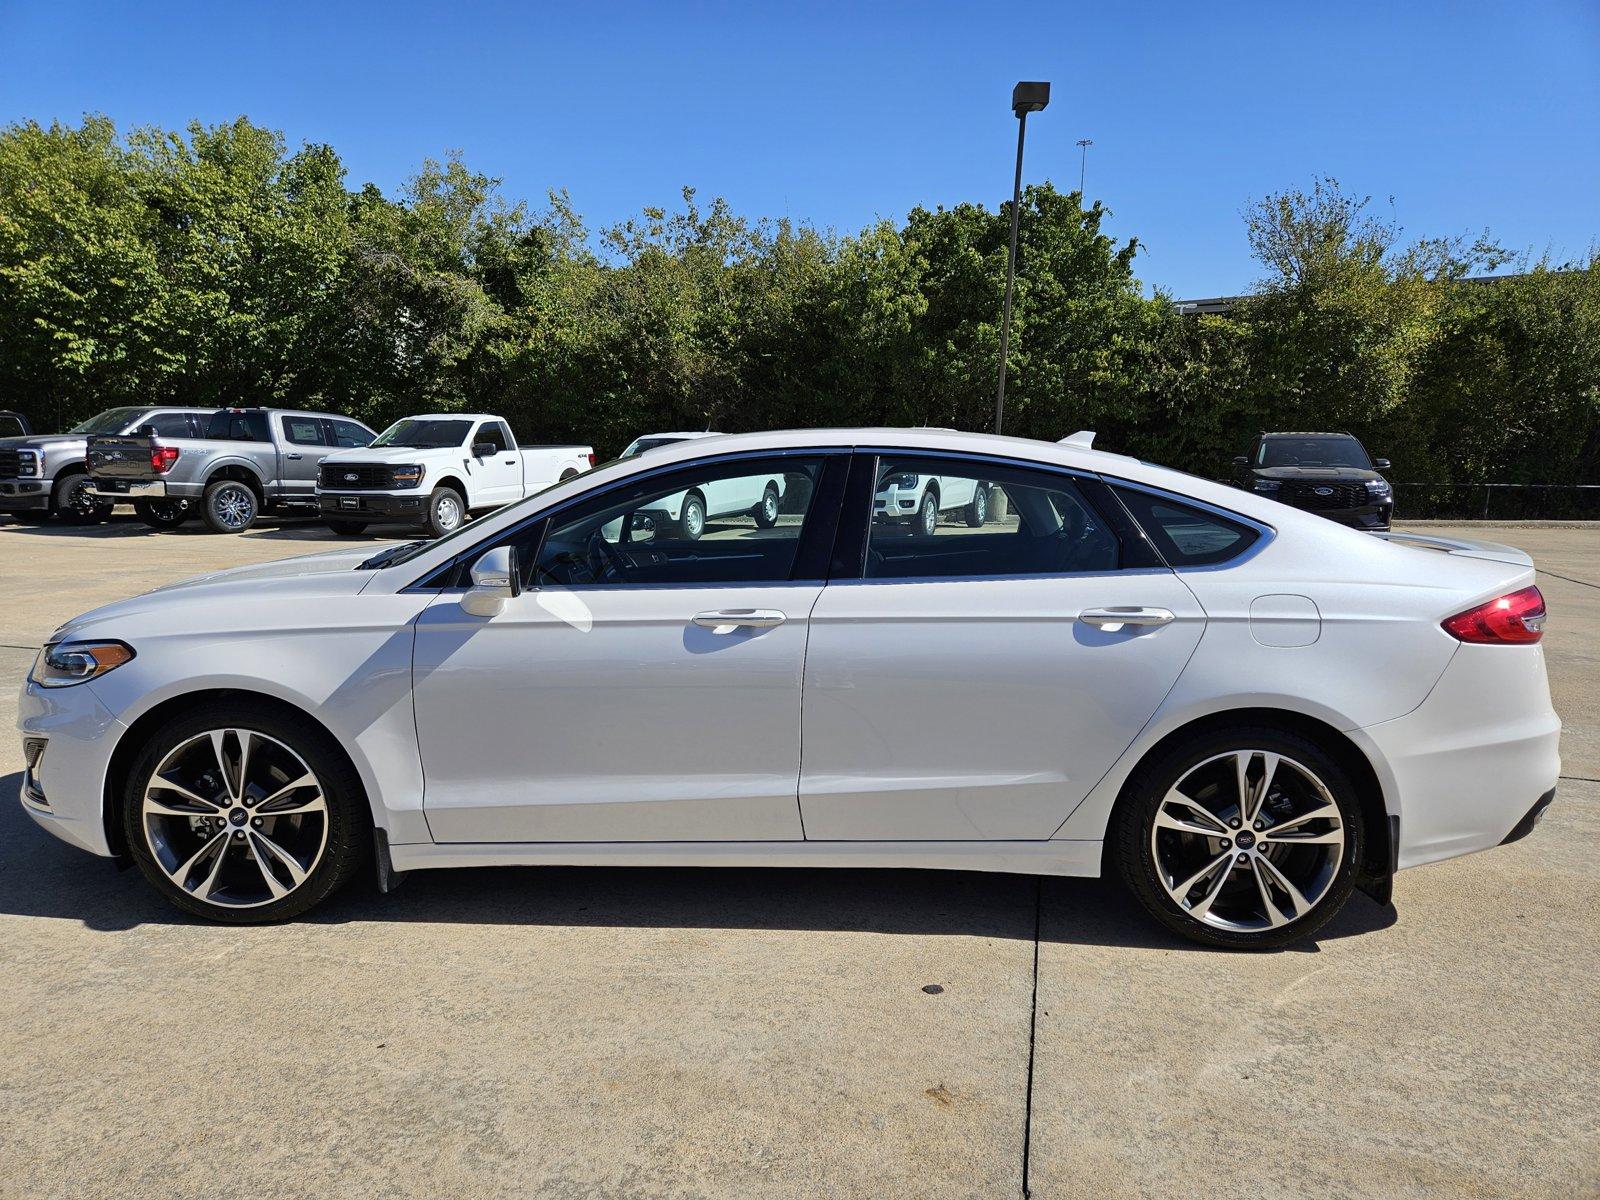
[321, 446, 455, 464]
[1, 433, 86, 452]
[48, 547, 388, 642]
[1252, 466, 1385, 482]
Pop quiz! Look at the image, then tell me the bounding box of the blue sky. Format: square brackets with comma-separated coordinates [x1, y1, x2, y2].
[2, 1, 1596, 297]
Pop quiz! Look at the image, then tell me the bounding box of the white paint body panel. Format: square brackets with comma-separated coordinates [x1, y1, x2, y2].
[17, 427, 1560, 891]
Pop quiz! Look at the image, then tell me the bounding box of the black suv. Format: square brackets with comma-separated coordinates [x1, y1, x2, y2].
[1233, 432, 1393, 530]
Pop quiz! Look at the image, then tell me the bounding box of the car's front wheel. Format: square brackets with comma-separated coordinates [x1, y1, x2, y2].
[914, 491, 938, 536]
[1110, 728, 1363, 949]
[425, 487, 465, 538]
[680, 492, 706, 540]
[753, 482, 781, 529]
[51, 473, 113, 524]
[123, 702, 369, 923]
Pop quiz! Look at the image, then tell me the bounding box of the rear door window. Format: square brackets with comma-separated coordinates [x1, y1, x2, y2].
[206, 411, 271, 442]
[282, 416, 327, 446]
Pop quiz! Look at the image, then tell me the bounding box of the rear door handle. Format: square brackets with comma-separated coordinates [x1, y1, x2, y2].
[692, 609, 786, 632]
[1079, 607, 1175, 629]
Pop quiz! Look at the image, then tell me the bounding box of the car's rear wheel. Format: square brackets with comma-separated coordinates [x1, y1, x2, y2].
[134, 498, 193, 530]
[425, 487, 464, 538]
[753, 482, 781, 529]
[51, 473, 113, 524]
[680, 492, 706, 540]
[123, 702, 369, 923]
[1111, 727, 1363, 949]
[202, 479, 259, 533]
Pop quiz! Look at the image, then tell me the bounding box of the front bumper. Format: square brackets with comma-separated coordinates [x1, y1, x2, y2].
[17, 676, 125, 858]
[319, 491, 427, 521]
[0, 479, 50, 510]
[1285, 500, 1392, 530]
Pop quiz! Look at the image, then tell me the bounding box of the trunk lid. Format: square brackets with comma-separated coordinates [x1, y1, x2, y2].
[1373, 530, 1535, 569]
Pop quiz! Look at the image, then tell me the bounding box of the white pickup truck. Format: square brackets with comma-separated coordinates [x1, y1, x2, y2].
[316, 413, 595, 537]
[875, 467, 989, 536]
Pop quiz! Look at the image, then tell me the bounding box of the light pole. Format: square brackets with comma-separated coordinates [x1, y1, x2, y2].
[995, 80, 1049, 436]
[1076, 138, 1093, 196]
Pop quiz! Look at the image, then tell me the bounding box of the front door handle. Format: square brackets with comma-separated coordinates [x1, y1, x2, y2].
[1079, 607, 1175, 629]
[692, 609, 786, 633]
[285, 452, 303, 460]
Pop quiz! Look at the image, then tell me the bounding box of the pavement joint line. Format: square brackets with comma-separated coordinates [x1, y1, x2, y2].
[1536, 568, 1600, 591]
[1021, 876, 1042, 1199]
[1561, 775, 1600, 784]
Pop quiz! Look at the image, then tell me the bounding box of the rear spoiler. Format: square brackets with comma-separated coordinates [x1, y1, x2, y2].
[1372, 530, 1534, 569]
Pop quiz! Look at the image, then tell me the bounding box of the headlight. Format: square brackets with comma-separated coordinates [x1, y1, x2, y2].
[29, 641, 135, 688]
[390, 464, 425, 489]
[1252, 479, 1281, 493]
[1365, 479, 1392, 497]
[16, 450, 39, 477]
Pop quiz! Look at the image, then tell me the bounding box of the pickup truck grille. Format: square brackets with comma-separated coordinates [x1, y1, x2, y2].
[1278, 481, 1369, 510]
[0, 449, 19, 478]
[320, 463, 393, 489]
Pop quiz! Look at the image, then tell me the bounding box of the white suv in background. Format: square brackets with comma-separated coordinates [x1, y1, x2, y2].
[619, 431, 785, 538]
[875, 468, 989, 535]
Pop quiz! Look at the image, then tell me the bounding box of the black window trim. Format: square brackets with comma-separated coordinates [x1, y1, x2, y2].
[829, 448, 1168, 584]
[1099, 476, 1276, 572]
[406, 446, 850, 593]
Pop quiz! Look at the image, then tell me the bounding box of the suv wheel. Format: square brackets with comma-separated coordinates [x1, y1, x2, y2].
[123, 701, 369, 923]
[51, 473, 113, 524]
[134, 498, 193, 530]
[1110, 727, 1363, 949]
[202, 480, 259, 533]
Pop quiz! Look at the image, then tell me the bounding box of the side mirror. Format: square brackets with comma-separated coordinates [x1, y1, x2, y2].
[1374, 458, 1391, 471]
[1232, 456, 1249, 468]
[462, 545, 520, 617]
[627, 512, 657, 544]
[472, 441, 496, 459]
[139, 425, 159, 438]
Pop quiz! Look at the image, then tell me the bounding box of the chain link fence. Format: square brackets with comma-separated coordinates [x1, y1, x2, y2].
[1392, 484, 1600, 521]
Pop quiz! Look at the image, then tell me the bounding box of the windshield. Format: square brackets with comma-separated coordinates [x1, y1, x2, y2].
[1257, 436, 1372, 470]
[621, 435, 693, 457]
[372, 418, 473, 450]
[71, 407, 149, 435]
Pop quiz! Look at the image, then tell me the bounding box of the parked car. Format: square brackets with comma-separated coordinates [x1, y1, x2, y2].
[0, 410, 31, 438]
[875, 467, 989, 535]
[1, 406, 215, 525]
[315, 414, 595, 538]
[1233, 431, 1394, 530]
[20, 428, 1559, 947]
[87, 408, 375, 532]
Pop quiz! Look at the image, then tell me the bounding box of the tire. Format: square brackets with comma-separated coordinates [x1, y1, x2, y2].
[914, 491, 938, 537]
[134, 498, 193, 530]
[202, 478, 260, 533]
[680, 492, 706, 541]
[425, 486, 466, 538]
[1109, 726, 1364, 950]
[326, 519, 369, 536]
[50, 472, 113, 524]
[964, 483, 988, 528]
[753, 482, 780, 529]
[121, 699, 371, 923]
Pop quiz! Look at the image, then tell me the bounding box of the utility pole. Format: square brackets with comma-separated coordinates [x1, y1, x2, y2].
[995, 81, 1050, 436]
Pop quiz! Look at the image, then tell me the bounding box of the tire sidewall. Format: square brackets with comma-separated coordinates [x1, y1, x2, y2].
[1112, 727, 1365, 950]
[682, 494, 706, 540]
[121, 702, 368, 923]
[52, 473, 110, 524]
[203, 480, 259, 533]
[918, 492, 938, 536]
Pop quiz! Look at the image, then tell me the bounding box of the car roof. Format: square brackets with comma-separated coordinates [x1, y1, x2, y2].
[1259, 431, 1356, 439]
[631, 431, 722, 441]
[396, 413, 499, 422]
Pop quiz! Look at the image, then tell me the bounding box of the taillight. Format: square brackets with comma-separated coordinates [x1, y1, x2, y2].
[150, 446, 180, 474]
[1442, 586, 1546, 645]
[586, 452, 597, 469]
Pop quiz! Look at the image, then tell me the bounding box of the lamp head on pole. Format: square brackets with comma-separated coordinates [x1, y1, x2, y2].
[1011, 81, 1051, 118]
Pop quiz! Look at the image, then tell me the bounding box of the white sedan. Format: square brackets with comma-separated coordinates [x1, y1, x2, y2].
[19, 428, 1560, 947]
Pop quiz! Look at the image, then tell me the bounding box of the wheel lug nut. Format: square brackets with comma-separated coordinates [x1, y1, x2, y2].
[1236, 853, 1249, 863]
[1220, 840, 1231, 850]
[252, 818, 262, 827]
[1255, 820, 1265, 830]
[1229, 818, 1240, 829]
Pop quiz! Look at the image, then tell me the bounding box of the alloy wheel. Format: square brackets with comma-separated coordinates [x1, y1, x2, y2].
[141, 728, 329, 909]
[1149, 749, 1345, 932]
[212, 484, 256, 530]
[64, 476, 103, 518]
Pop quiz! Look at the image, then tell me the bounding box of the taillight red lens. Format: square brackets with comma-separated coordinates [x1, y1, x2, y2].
[1442, 585, 1546, 644]
[586, 452, 597, 469]
[150, 446, 180, 474]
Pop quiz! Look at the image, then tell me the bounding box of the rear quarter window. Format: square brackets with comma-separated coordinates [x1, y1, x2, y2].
[1112, 486, 1260, 567]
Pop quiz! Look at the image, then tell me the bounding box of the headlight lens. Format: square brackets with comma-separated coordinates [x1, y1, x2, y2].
[16, 450, 39, 477]
[1365, 479, 1392, 497]
[391, 464, 425, 489]
[29, 641, 135, 688]
[1252, 479, 1281, 492]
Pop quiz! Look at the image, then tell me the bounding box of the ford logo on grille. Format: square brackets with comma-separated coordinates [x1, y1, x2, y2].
[344, 473, 358, 482]
[1313, 486, 1334, 496]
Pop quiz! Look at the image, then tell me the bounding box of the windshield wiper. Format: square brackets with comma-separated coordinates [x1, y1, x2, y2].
[358, 541, 425, 569]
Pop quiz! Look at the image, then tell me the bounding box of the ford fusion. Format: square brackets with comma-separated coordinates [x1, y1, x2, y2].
[19, 430, 1559, 948]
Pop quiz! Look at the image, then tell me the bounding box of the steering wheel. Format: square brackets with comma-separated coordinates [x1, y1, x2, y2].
[586, 529, 634, 583]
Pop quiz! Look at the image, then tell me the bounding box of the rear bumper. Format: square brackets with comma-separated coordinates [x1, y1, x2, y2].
[90, 479, 171, 500]
[0, 479, 50, 510]
[319, 490, 428, 522]
[1353, 643, 1561, 870]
